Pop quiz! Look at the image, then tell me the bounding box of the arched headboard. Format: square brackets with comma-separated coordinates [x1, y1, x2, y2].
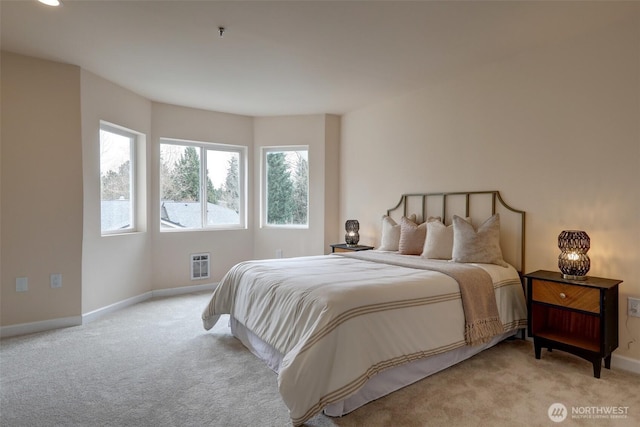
[386, 190, 526, 274]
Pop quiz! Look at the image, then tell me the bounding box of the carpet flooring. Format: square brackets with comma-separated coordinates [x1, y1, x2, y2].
[1, 291, 638, 427]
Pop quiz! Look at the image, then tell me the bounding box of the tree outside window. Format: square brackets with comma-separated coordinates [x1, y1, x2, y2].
[160, 139, 245, 230]
[264, 147, 308, 227]
[100, 124, 136, 234]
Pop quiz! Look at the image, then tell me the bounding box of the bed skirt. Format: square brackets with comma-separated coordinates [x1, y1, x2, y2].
[229, 315, 521, 417]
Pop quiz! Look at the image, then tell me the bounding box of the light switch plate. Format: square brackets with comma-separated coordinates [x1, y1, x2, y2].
[50, 273, 62, 288]
[629, 297, 640, 318]
[16, 277, 28, 292]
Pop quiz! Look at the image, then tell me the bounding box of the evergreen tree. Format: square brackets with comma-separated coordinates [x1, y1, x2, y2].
[291, 154, 308, 225]
[170, 146, 200, 202]
[222, 156, 240, 213]
[161, 147, 219, 204]
[266, 152, 294, 224]
[206, 177, 220, 204]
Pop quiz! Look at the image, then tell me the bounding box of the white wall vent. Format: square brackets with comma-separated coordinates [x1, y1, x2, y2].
[190, 253, 210, 280]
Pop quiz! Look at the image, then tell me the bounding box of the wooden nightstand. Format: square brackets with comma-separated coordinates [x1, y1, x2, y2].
[330, 243, 374, 253]
[524, 270, 622, 378]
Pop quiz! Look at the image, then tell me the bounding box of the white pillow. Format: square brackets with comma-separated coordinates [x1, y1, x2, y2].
[451, 214, 508, 267]
[422, 220, 454, 259]
[421, 217, 471, 259]
[379, 214, 416, 251]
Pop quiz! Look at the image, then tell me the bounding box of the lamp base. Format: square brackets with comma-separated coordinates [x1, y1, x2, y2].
[562, 274, 587, 281]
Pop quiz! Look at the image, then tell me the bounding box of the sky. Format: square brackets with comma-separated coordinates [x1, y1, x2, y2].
[100, 129, 130, 174]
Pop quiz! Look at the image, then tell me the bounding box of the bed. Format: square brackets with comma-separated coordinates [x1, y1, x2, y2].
[202, 190, 527, 426]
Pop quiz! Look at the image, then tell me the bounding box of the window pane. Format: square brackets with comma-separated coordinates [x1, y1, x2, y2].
[160, 138, 246, 232]
[100, 129, 133, 233]
[265, 149, 308, 226]
[206, 150, 240, 226]
[160, 144, 202, 229]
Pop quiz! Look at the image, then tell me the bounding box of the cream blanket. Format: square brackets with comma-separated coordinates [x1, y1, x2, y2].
[340, 251, 504, 346]
[202, 253, 526, 426]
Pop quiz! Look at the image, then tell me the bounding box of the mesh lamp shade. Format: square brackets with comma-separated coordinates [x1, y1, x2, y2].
[345, 220, 360, 246]
[558, 230, 590, 280]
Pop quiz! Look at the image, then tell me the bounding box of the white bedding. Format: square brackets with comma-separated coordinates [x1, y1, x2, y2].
[202, 251, 527, 426]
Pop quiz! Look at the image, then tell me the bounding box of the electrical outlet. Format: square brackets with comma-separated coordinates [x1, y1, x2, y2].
[629, 297, 640, 318]
[16, 277, 28, 292]
[276, 249, 283, 259]
[50, 273, 62, 288]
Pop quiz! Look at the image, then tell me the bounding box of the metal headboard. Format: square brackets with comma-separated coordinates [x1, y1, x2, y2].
[386, 190, 526, 274]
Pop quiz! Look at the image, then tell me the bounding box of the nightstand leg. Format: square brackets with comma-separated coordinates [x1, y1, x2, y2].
[593, 359, 602, 379]
[534, 339, 542, 359]
[604, 355, 612, 370]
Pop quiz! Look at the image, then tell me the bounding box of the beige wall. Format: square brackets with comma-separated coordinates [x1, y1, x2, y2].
[80, 70, 153, 314]
[323, 115, 341, 247]
[341, 15, 640, 362]
[150, 103, 255, 290]
[0, 54, 336, 329]
[252, 114, 340, 259]
[1, 52, 83, 323]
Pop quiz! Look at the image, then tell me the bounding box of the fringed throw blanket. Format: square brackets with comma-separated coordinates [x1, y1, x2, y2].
[340, 251, 504, 346]
[433, 261, 505, 345]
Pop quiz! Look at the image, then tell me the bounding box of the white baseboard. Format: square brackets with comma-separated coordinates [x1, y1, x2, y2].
[0, 283, 218, 339]
[151, 282, 217, 298]
[612, 353, 640, 375]
[82, 291, 153, 325]
[83, 282, 217, 324]
[0, 316, 82, 339]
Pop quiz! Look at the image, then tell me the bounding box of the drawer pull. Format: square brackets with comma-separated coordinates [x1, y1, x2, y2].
[559, 292, 567, 299]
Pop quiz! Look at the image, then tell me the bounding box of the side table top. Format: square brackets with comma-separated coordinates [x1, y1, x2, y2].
[524, 270, 622, 289]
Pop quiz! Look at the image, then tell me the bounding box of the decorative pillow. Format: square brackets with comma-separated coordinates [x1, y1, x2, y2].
[398, 215, 441, 255]
[399, 216, 426, 255]
[451, 214, 508, 267]
[379, 214, 416, 251]
[422, 220, 454, 259]
[422, 217, 471, 259]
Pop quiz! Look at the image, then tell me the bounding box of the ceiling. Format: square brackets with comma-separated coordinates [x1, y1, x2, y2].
[1, 0, 636, 116]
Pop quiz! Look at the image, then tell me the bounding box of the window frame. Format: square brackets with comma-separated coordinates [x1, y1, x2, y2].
[159, 137, 247, 232]
[99, 122, 138, 236]
[261, 145, 309, 229]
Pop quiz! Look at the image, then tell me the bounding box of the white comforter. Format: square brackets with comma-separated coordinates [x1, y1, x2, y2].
[202, 252, 527, 425]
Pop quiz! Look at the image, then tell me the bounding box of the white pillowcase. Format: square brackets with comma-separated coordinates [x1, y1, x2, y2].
[451, 214, 508, 267]
[378, 214, 416, 251]
[422, 220, 454, 259]
[421, 217, 471, 259]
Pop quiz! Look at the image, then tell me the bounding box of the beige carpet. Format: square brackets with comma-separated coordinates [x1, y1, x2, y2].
[1, 291, 638, 427]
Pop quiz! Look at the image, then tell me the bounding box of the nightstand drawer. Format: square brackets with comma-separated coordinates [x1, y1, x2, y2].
[532, 279, 600, 314]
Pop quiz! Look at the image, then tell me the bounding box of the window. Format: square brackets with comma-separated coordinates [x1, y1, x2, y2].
[100, 123, 137, 234]
[262, 146, 309, 227]
[160, 138, 246, 230]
